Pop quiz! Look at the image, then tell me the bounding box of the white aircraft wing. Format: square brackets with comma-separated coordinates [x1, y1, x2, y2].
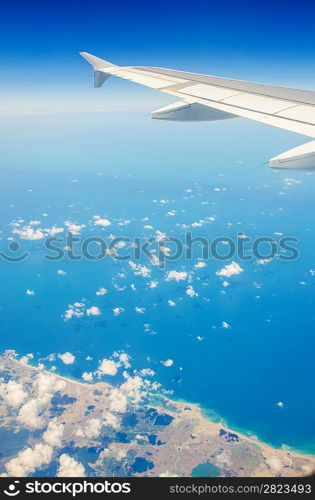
[80, 52, 315, 169]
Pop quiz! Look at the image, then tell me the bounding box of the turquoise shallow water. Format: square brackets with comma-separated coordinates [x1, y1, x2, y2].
[192, 462, 220, 477]
[0, 113, 314, 454]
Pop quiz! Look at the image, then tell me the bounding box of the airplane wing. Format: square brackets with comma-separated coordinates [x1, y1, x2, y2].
[80, 52, 315, 169]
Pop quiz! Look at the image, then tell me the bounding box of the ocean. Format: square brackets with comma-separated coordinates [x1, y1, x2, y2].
[0, 111, 314, 454]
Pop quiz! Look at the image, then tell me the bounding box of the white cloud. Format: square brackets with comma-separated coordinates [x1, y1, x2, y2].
[12, 225, 64, 240]
[5, 443, 53, 477]
[19, 354, 33, 365]
[113, 307, 124, 316]
[99, 359, 118, 376]
[43, 420, 64, 447]
[86, 306, 101, 316]
[76, 418, 102, 439]
[102, 411, 120, 429]
[135, 307, 145, 314]
[96, 287, 107, 296]
[64, 221, 86, 235]
[168, 300, 176, 306]
[82, 372, 93, 382]
[162, 359, 174, 367]
[256, 258, 273, 265]
[216, 262, 243, 277]
[194, 261, 207, 269]
[57, 454, 85, 477]
[93, 216, 111, 227]
[148, 280, 158, 288]
[119, 353, 131, 369]
[109, 388, 128, 413]
[221, 321, 231, 329]
[186, 285, 198, 297]
[63, 302, 85, 321]
[34, 373, 67, 395]
[18, 395, 51, 429]
[0, 380, 27, 407]
[26, 289, 35, 296]
[18, 373, 67, 430]
[165, 270, 187, 281]
[58, 352, 75, 365]
[129, 261, 151, 277]
[57, 269, 67, 276]
[13, 227, 45, 240]
[140, 368, 155, 376]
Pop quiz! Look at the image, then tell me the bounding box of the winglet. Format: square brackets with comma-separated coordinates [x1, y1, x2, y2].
[80, 52, 117, 87]
[79, 52, 116, 70]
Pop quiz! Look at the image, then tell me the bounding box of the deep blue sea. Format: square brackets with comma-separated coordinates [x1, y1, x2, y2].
[0, 111, 314, 453]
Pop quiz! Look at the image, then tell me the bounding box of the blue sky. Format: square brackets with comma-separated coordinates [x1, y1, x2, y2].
[0, 0, 313, 171]
[0, 0, 314, 114]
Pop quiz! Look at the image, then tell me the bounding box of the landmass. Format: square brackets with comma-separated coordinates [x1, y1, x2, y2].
[0, 351, 314, 477]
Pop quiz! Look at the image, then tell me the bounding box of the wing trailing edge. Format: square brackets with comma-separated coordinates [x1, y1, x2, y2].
[80, 52, 315, 168]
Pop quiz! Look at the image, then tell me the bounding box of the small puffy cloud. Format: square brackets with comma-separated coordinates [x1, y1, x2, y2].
[221, 321, 231, 329]
[57, 454, 85, 477]
[109, 388, 128, 413]
[195, 261, 207, 269]
[168, 300, 176, 307]
[99, 359, 118, 376]
[162, 359, 174, 367]
[34, 373, 67, 395]
[18, 373, 67, 430]
[13, 227, 45, 240]
[43, 420, 64, 447]
[86, 306, 101, 316]
[0, 380, 27, 407]
[96, 287, 107, 296]
[19, 353, 33, 365]
[140, 368, 155, 376]
[276, 401, 284, 408]
[135, 307, 145, 314]
[76, 418, 102, 439]
[13, 223, 64, 241]
[119, 353, 131, 369]
[57, 269, 67, 276]
[64, 221, 86, 235]
[113, 307, 124, 316]
[216, 261, 243, 277]
[63, 302, 85, 321]
[93, 215, 111, 227]
[103, 411, 120, 429]
[5, 443, 53, 477]
[256, 258, 273, 265]
[129, 261, 151, 277]
[18, 395, 50, 429]
[82, 372, 93, 382]
[186, 285, 198, 297]
[148, 280, 158, 289]
[26, 289, 35, 296]
[165, 270, 187, 281]
[58, 352, 75, 365]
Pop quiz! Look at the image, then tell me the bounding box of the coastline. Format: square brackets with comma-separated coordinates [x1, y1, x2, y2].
[10, 355, 315, 464]
[154, 394, 315, 460]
